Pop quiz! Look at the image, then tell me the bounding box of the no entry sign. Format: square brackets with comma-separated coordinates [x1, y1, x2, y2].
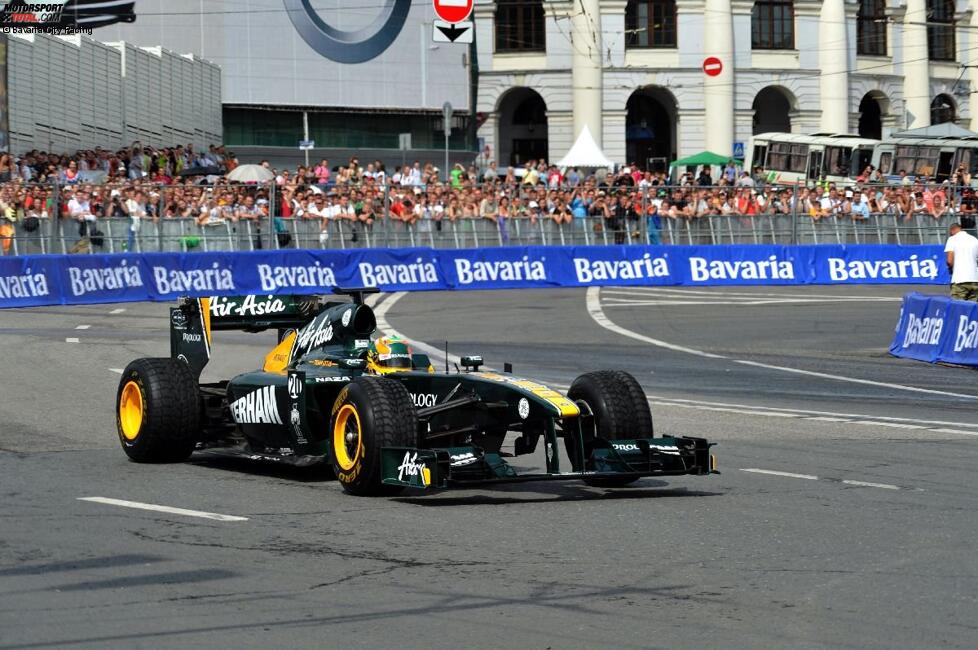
[433, 0, 473, 24]
[703, 57, 723, 77]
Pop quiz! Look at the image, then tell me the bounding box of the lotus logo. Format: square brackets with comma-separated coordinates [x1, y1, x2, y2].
[283, 0, 411, 64]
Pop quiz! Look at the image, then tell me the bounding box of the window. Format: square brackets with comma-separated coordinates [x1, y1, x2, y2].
[625, 1, 677, 49]
[896, 145, 940, 177]
[495, 0, 545, 53]
[825, 146, 854, 176]
[752, 1, 794, 50]
[895, 145, 919, 175]
[878, 151, 892, 175]
[789, 144, 808, 173]
[752, 144, 768, 168]
[913, 148, 939, 176]
[766, 141, 807, 173]
[927, 0, 955, 61]
[852, 149, 874, 176]
[931, 94, 956, 124]
[857, 0, 887, 56]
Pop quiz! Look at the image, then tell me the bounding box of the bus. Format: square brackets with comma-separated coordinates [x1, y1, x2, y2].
[747, 133, 877, 186]
[871, 133, 978, 183]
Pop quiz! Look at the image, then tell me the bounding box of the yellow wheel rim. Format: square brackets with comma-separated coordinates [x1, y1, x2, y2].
[119, 381, 144, 441]
[333, 404, 362, 471]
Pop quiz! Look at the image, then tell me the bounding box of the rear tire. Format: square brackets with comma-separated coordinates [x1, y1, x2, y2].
[329, 376, 417, 496]
[116, 358, 200, 463]
[566, 370, 653, 487]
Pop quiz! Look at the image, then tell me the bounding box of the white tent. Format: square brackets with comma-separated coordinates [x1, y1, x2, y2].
[556, 125, 615, 169]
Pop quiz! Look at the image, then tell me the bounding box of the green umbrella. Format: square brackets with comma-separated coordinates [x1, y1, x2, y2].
[670, 151, 742, 167]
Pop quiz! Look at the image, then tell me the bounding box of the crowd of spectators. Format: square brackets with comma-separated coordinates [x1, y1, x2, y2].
[0, 141, 970, 253]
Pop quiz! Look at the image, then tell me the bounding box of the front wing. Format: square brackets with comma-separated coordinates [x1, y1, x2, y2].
[381, 436, 717, 490]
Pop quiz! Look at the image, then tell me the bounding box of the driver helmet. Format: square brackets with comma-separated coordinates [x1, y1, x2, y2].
[367, 335, 414, 375]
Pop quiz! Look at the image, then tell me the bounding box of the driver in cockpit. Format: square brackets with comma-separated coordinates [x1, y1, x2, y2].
[365, 335, 414, 375]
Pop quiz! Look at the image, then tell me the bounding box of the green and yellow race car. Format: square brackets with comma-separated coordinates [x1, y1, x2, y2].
[116, 288, 717, 496]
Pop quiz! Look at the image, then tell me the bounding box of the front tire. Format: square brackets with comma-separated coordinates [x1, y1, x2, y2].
[566, 370, 653, 487]
[116, 358, 200, 462]
[329, 376, 417, 496]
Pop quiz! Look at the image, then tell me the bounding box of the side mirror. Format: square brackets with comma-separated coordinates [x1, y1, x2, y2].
[460, 356, 484, 372]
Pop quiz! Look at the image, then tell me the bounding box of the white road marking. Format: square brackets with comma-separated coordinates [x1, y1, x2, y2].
[586, 287, 978, 401]
[852, 420, 925, 430]
[109, 368, 123, 374]
[655, 400, 803, 418]
[75, 325, 91, 330]
[585, 288, 726, 360]
[109, 308, 126, 314]
[842, 480, 900, 490]
[741, 468, 819, 480]
[742, 469, 910, 491]
[78, 497, 248, 522]
[927, 428, 978, 437]
[650, 397, 978, 435]
[645, 395, 978, 430]
[65, 337, 79, 343]
[732, 358, 978, 400]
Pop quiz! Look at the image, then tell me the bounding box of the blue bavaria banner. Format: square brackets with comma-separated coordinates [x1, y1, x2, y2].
[890, 293, 978, 367]
[810, 245, 944, 284]
[0, 244, 949, 310]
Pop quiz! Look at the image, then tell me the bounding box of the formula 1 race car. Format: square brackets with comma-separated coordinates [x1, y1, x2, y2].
[115, 288, 717, 496]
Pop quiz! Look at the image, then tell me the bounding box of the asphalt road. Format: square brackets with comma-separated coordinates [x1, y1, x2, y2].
[1, 285, 976, 649]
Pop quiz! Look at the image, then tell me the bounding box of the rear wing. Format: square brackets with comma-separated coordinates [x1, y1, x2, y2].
[169, 289, 381, 378]
[170, 295, 325, 378]
[203, 295, 325, 333]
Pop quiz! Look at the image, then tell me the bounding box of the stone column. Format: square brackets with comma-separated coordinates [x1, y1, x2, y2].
[571, 0, 604, 145]
[818, 0, 849, 132]
[903, 0, 931, 128]
[704, 0, 734, 155]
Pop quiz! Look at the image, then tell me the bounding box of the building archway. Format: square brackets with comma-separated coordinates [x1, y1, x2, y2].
[625, 86, 677, 172]
[496, 87, 549, 167]
[752, 86, 793, 134]
[931, 93, 956, 125]
[858, 91, 888, 139]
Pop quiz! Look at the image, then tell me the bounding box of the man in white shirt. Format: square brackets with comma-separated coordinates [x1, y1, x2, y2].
[68, 190, 95, 222]
[408, 162, 423, 187]
[124, 190, 150, 252]
[945, 222, 978, 301]
[304, 196, 326, 221]
[334, 196, 356, 223]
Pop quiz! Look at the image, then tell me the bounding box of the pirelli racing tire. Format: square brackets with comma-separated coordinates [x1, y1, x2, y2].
[116, 358, 200, 463]
[329, 376, 417, 496]
[566, 370, 653, 487]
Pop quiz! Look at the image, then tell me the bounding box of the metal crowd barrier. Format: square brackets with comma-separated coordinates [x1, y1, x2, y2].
[0, 211, 962, 257]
